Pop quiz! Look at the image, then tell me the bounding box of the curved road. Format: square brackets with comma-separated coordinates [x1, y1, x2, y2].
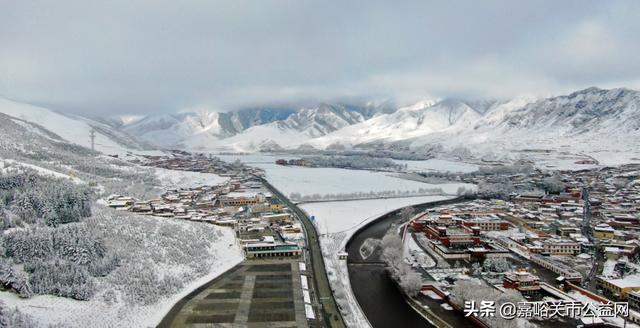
[261, 178, 346, 328]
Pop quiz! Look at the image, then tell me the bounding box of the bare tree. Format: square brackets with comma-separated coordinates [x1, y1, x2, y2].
[380, 232, 422, 296]
[542, 174, 565, 194]
[400, 206, 415, 221]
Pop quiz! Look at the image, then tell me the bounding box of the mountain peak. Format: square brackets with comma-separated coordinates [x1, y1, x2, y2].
[573, 86, 604, 94]
[568, 86, 637, 98]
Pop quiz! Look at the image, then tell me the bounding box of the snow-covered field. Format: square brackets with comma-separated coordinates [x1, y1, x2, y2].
[154, 167, 230, 189]
[587, 150, 640, 167]
[255, 163, 471, 197]
[301, 196, 450, 234]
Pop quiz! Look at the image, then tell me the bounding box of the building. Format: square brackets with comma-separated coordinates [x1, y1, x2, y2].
[596, 275, 640, 299]
[629, 290, 640, 310]
[529, 254, 582, 283]
[503, 269, 541, 295]
[594, 224, 616, 239]
[244, 242, 302, 258]
[106, 195, 134, 210]
[541, 239, 581, 255]
[426, 225, 481, 248]
[219, 194, 265, 207]
[268, 197, 285, 212]
[462, 219, 510, 231]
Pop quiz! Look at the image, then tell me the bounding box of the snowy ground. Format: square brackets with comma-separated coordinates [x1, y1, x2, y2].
[154, 167, 230, 189]
[255, 163, 471, 197]
[219, 153, 475, 197]
[302, 196, 450, 234]
[0, 159, 84, 184]
[0, 214, 243, 328]
[305, 195, 452, 328]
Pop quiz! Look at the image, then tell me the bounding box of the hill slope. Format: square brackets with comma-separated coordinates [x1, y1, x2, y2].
[0, 98, 150, 155]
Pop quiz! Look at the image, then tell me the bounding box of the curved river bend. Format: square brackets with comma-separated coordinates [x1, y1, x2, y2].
[345, 198, 465, 328]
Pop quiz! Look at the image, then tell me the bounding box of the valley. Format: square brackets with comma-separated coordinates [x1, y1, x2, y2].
[1, 86, 640, 328]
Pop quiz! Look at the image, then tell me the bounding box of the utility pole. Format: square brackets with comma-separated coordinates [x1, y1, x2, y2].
[90, 128, 96, 151]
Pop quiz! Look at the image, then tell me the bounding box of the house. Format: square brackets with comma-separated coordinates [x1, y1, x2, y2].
[503, 269, 541, 295]
[594, 224, 616, 239]
[106, 195, 134, 210]
[541, 239, 581, 255]
[268, 197, 285, 212]
[219, 194, 265, 207]
[597, 274, 640, 299]
[131, 201, 152, 213]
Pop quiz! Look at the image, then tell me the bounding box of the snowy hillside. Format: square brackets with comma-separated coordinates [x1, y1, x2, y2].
[0, 98, 148, 156]
[307, 98, 485, 148]
[0, 109, 241, 328]
[121, 111, 229, 148]
[303, 88, 640, 162]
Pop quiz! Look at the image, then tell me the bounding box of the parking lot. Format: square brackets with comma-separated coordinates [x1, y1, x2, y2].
[165, 259, 310, 328]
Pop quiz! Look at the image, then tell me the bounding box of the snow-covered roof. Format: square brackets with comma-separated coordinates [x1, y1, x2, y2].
[604, 274, 640, 289]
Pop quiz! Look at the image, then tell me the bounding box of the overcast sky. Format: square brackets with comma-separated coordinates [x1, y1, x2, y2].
[1, 1, 640, 115]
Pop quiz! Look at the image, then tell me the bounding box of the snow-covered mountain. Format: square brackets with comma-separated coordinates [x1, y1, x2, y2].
[0, 98, 150, 155]
[499, 87, 640, 134]
[121, 102, 394, 151]
[304, 87, 640, 157]
[307, 98, 488, 148]
[203, 103, 394, 151]
[10, 87, 637, 156]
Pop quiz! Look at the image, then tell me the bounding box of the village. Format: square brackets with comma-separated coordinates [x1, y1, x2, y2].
[397, 163, 640, 327]
[107, 152, 307, 262]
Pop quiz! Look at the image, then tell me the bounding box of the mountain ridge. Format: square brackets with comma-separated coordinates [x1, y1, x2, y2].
[2, 87, 638, 157]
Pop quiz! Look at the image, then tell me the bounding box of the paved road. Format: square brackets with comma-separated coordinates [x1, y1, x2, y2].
[581, 187, 603, 290]
[260, 178, 346, 328]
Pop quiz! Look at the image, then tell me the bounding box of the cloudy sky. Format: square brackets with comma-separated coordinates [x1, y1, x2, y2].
[1, 1, 639, 115]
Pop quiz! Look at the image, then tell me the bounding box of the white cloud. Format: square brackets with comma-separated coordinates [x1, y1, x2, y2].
[0, 0, 637, 114]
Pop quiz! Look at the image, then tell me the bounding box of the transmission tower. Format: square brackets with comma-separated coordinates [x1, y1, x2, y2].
[90, 128, 96, 151]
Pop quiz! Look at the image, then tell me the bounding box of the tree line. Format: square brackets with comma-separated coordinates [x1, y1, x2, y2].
[290, 187, 446, 202]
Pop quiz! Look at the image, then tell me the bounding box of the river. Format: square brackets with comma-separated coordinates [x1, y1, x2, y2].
[345, 199, 465, 328]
